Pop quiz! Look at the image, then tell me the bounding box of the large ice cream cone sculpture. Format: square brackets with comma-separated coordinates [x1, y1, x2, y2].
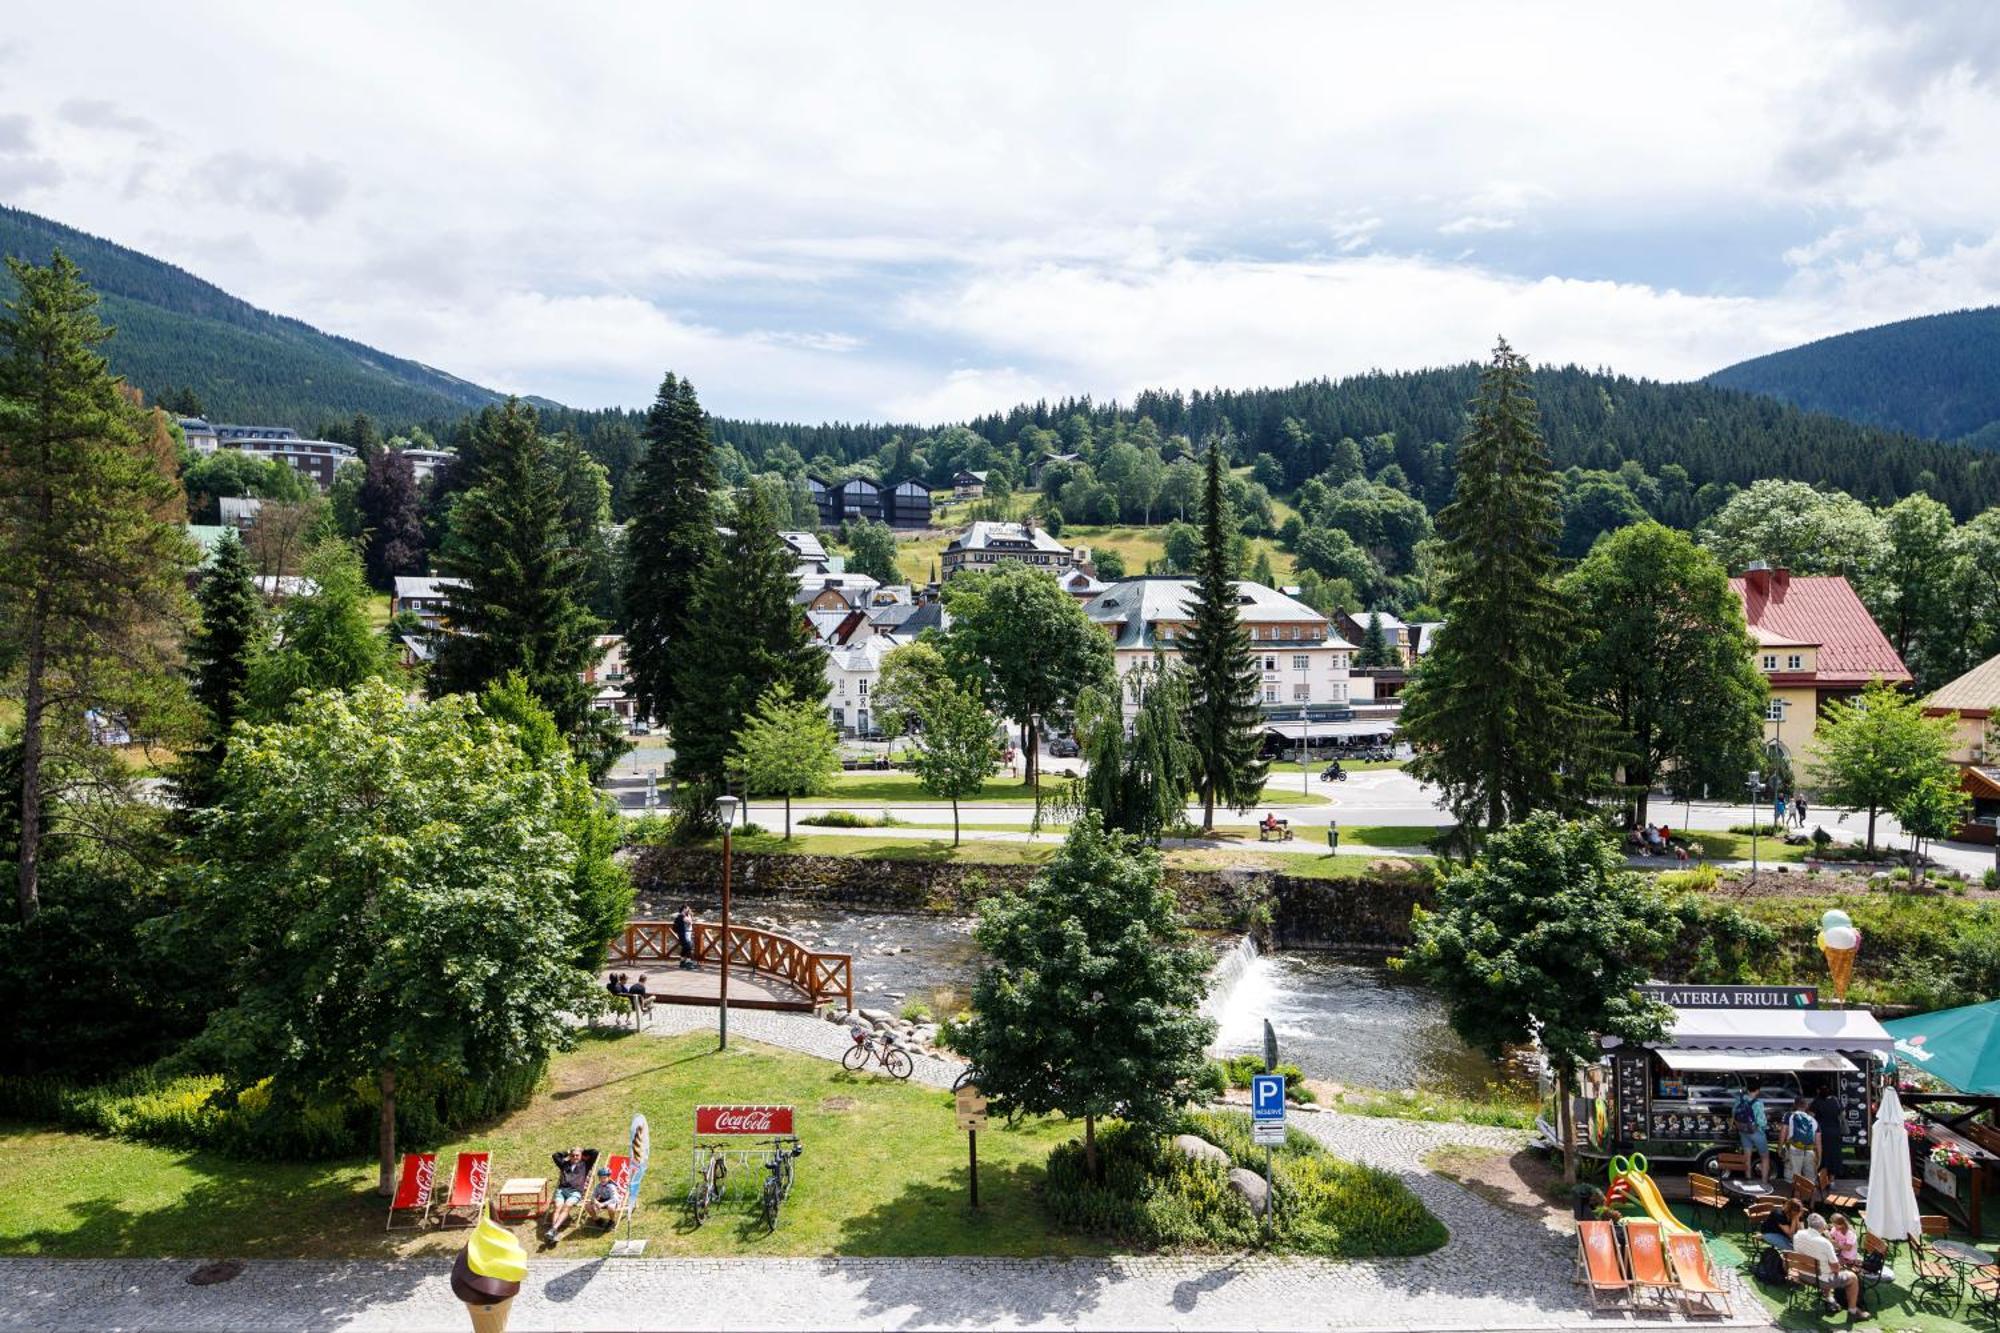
[1819, 917, 1861, 1002]
[451, 1208, 526, 1333]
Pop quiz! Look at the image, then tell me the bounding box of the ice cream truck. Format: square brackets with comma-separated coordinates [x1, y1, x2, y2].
[1567, 985, 1895, 1177]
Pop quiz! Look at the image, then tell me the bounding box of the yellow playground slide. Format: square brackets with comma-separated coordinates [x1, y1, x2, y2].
[1608, 1155, 1696, 1235]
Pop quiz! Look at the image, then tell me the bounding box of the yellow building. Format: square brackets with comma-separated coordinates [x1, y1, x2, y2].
[1730, 562, 1913, 776]
[1924, 653, 2000, 844]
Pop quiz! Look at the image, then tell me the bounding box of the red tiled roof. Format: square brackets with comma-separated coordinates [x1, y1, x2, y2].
[1730, 572, 1911, 686]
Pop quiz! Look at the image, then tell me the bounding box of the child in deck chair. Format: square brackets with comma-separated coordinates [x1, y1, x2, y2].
[584, 1165, 623, 1223]
[544, 1146, 599, 1243]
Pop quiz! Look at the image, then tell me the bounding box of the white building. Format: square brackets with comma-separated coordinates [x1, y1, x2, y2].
[392, 575, 466, 634]
[1081, 576, 1362, 720]
[399, 447, 455, 484]
[825, 632, 893, 738]
[584, 633, 636, 723]
[940, 520, 1083, 579]
[178, 417, 221, 454]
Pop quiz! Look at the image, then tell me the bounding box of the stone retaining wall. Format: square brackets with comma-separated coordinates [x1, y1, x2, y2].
[627, 846, 1437, 950]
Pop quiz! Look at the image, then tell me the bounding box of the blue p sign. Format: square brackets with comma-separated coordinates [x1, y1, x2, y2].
[1251, 1073, 1287, 1122]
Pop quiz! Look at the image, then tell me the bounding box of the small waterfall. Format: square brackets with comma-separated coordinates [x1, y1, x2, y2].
[1200, 934, 1261, 1030]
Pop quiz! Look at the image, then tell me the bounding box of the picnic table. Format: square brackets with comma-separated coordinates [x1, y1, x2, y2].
[494, 1177, 548, 1222]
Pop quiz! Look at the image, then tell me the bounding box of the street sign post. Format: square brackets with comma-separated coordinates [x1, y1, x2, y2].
[955, 1082, 988, 1208]
[1251, 1071, 1285, 1235]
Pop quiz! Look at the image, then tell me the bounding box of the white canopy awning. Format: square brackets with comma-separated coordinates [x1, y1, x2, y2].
[1605, 1006, 1895, 1055]
[1657, 1050, 1858, 1075]
[1264, 720, 1394, 740]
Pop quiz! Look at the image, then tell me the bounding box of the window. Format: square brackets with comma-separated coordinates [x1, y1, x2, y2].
[1332, 683, 1347, 702]
[1765, 699, 1786, 721]
[1761, 655, 1778, 671]
[1293, 655, 1310, 671]
[1263, 685, 1278, 702]
[1292, 684, 1309, 701]
[837, 680, 847, 695]
[1787, 655, 1803, 671]
[858, 680, 869, 698]
[1264, 656, 1278, 672]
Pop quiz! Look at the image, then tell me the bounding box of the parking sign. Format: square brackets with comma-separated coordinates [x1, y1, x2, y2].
[1251, 1073, 1286, 1146]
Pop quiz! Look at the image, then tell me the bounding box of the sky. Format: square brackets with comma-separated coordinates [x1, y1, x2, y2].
[6, 2, 2000, 423]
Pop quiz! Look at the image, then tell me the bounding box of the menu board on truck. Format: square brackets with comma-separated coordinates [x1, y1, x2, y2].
[1615, 1050, 1650, 1142]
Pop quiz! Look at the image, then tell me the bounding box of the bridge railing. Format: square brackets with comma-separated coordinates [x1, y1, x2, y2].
[607, 921, 853, 1010]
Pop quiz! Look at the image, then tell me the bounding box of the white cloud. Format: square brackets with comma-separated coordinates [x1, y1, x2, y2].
[1437, 215, 1516, 236]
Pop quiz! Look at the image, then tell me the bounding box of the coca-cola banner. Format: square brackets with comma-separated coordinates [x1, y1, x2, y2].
[695, 1104, 795, 1136]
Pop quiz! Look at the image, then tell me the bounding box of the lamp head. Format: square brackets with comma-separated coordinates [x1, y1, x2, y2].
[714, 794, 741, 824]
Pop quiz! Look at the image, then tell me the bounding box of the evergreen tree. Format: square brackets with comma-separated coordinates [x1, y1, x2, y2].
[1400, 340, 1600, 837]
[177, 530, 263, 807]
[1180, 445, 1267, 831]
[669, 486, 827, 787]
[1356, 611, 1396, 668]
[622, 373, 717, 725]
[0, 253, 195, 922]
[433, 400, 613, 775]
[357, 447, 425, 590]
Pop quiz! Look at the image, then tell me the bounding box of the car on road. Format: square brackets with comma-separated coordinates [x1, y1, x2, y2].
[1047, 735, 1081, 757]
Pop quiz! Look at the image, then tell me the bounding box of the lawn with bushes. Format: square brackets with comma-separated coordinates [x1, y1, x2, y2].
[822, 769, 1329, 808]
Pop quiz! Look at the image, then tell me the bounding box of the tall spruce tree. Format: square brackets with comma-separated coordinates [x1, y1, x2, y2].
[1356, 611, 1396, 668]
[1181, 444, 1267, 831]
[0, 253, 194, 922]
[1400, 340, 1599, 837]
[669, 486, 827, 786]
[357, 447, 426, 590]
[622, 373, 717, 725]
[432, 399, 612, 772]
[177, 530, 263, 808]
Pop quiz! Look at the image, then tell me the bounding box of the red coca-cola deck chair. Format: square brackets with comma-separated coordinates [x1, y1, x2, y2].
[583, 1154, 636, 1228]
[436, 1151, 491, 1228]
[385, 1152, 437, 1230]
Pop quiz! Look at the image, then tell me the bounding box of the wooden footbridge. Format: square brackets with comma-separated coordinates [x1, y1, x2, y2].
[605, 920, 853, 1013]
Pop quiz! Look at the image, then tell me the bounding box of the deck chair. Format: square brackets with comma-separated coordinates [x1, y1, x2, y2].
[582, 1154, 634, 1228]
[1575, 1219, 1632, 1309]
[436, 1151, 491, 1228]
[385, 1152, 437, 1230]
[1664, 1231, 1733, 1318]
[1623, 1219, 1678, 1309]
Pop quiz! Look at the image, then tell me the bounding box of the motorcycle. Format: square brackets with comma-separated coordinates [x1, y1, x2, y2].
[1318, 762, 1347, 783]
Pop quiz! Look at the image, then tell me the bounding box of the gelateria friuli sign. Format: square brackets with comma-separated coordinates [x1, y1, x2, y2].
[1638, 984, 1818, 1009]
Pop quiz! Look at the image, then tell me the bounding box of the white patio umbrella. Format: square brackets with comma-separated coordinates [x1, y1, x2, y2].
[1866, 1083, 1923, 1242]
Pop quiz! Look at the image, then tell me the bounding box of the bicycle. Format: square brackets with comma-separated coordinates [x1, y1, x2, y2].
[759, 1136, 804, 1232]
[843, 1027, 914, 1080]
[687, 1146, 728, 1224]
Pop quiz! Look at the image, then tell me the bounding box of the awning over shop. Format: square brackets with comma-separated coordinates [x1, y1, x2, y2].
[1263, 720, 1397, 741]
[1657, 1050, 1858, 1075]
[1604, 1006, 1895, 1055]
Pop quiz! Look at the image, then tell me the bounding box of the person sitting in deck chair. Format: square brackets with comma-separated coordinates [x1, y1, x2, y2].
[544, 1146, 599, 1244]
[583, 1164, 623, 1224]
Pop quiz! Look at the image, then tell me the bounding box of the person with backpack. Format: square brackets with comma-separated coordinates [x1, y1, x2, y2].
[1733, 1086, 1771, 1182]
[1785, 1100, 1820, 1182]
[1810, 1080, 1847, 1180]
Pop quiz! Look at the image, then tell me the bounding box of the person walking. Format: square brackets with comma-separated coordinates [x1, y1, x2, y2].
[673, 904, 697, 971]
[1794, 794, 1809, 829]
[1809, 1079, 1847, 1182]
[1733, 1087, 1772, 1182]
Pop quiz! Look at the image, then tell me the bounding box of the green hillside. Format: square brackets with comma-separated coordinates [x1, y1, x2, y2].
[0, 205, 507, 430]
[1707, 306, 2000, 446]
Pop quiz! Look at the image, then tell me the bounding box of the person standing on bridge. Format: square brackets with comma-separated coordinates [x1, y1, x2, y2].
[674, 904, 697, 971]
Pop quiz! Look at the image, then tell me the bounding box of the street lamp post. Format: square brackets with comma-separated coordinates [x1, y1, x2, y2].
[1746, 771, 1764, 878]
[1028, 711, 1042, 805]
[714, 794, 740, 1050]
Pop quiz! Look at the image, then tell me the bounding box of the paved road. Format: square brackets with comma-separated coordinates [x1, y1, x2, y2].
[0, 1110, 1769, 1331]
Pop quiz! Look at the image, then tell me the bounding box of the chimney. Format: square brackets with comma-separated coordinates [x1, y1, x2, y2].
[1743, 560, 1772, 598]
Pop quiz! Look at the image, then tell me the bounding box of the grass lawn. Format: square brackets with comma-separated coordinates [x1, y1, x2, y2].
[1674, 830, 1809, 864]
[691, 831, 1064, 866]
[0, 1031, 1107, 1260]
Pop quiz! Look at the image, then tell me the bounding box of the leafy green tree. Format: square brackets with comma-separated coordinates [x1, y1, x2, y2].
[1294, 526, 1377, 591]
[907, 681, 998, 845]
[622, 373, 717, 724]
[433, 400, 615, 776]
[952, 812, 1213, 1178]
[1699, 479, 1887, 578]
[1161, 520, 1200, 572]
[840, 518, 902, 585]
[1248, 548, 1277, 589]
[670, 486, 827, 787]
[1356, 612, 1396, 669]
[1400, 340, 1601, 838]
[1872, 494, 1960, 689]
[358, 447, 426, 590]
[327, 459, 366, 540]
[1077, 659, 1195, 842]
[1895, 769, 1969, 889]
[939, 561, 1113, 787]
[1560, 523, 1768, 824]
[244, 539, 396, 719]
[0, 253, 195, 922]
[182, 449, 312, 523]
[177, 530, 263, 808]
[1559, 473, 1648, 559]
[873, 640, 952, 742]
[730, 684, 839, 839]
[1401, 814, 1674, 1178]
[172, 679, 615, 1194]
[1181, 446, 1267, 832]
[1092, 548, 1127, 581]
[1811, 678, 1960, 851]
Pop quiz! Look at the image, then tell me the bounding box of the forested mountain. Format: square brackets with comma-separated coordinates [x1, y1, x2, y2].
[0, 206, 510, 428]
[1708, 307, 2000, 447]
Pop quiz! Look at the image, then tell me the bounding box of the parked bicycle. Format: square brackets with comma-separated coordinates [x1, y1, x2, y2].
[759, 1136, 804, 1232]
[843, 1027, 914, 1079]
[687, 1146, 728, 1224]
